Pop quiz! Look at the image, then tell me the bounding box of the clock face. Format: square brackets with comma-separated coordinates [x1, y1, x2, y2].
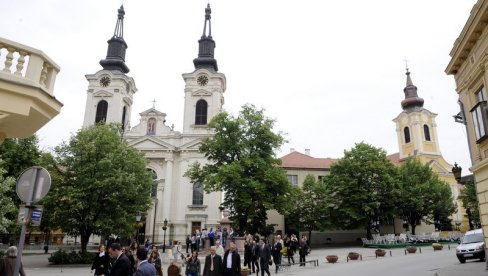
[100, 76, 111, 87]
[197, 75, 208, 86]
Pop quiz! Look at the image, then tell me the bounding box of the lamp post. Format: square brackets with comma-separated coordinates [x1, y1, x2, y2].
[162, 219, 168, 253]
[135, 212, 142, 242]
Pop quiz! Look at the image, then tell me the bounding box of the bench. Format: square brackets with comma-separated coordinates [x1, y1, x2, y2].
[276, 259, 319, 273]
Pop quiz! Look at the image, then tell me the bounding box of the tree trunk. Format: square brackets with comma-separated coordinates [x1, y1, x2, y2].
[80, 229, 92, 253]
[308, 229, 312, 247]
[409, 218, 417, 235]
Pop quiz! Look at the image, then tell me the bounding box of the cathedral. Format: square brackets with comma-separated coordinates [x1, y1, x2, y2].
[82, 5, 224, 244]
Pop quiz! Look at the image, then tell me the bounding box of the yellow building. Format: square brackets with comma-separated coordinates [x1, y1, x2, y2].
[446, 0, 488, 257]
[0, 37, 62, 144]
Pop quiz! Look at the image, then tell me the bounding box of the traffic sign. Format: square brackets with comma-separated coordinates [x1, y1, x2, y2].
[16, 166, 51, 204]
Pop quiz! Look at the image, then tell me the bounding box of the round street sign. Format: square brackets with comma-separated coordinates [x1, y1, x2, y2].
[16, 166, 51, 204]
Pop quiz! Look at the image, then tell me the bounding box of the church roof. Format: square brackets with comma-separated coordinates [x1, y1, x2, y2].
[193, 4, 218, 72]
[99, 5, 130, 73]
[280, 151, 336, 169]
[400, 69, 424, 111]
[386, 152, 401, 166]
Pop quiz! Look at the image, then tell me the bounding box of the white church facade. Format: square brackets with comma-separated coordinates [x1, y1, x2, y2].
[81, 5, 224, 245]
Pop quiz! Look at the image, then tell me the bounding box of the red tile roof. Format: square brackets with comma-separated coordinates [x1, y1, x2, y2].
[279, 151, 402, 169]
[280, 151, 337, 169]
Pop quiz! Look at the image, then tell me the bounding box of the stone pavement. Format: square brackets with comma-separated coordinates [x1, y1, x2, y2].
[20, 245, 488, 276]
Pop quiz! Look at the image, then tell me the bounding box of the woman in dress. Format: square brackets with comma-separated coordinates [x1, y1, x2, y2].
[91, 244, 110, 276]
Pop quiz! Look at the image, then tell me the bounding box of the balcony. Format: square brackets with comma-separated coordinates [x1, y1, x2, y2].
[0, 37, 63, 143]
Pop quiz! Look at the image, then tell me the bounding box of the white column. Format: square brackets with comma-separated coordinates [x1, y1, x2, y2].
[162, 159, 173, 221]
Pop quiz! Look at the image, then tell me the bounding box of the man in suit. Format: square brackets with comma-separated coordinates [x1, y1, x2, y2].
[271, 236, 282, 274]
[203, 246, 223, 276]
[223, 243, 240, 276]
[258, 238, 271, 276]
[109, 243, 132, 276]
[134, 247, 157, 276]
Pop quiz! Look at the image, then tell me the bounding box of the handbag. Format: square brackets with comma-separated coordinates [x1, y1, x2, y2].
[268, 259, 273, 266]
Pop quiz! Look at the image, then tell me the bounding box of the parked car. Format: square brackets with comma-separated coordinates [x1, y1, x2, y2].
[456, 229, 485, 263]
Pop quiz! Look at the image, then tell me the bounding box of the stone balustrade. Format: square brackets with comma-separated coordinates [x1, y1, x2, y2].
[0, 36, 60, 96]
[0, 37, 62, 142]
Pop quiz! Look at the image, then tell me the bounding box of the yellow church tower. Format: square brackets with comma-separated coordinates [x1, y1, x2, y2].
[392, 69, 468, 233]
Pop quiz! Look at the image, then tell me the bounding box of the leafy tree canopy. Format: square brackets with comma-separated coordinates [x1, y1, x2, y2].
[459, 179, 480, 230]
[185, 104, 291, 235]
[325, 142, 400, 239]
[0, 162, 16, 234]
[41, 124, 154, 252]
[397, 158, 457, 234]
[0, 136, 41, 178]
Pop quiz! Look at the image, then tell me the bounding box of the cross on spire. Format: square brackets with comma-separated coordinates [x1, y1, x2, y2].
[152, 98, 157, 109]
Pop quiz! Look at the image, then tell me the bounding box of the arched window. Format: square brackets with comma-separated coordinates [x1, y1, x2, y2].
[404, 127, 411, 143]
[147, 118, 156, 135]
[95, 100, 108, 124]
[195, 100, 208, 125]
[192, 182, 204, 205]
[121, 106, 127, 131]
[423, 124, 431, 141]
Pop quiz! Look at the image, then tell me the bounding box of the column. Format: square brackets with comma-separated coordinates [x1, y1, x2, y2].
[162, 159, 173, 221]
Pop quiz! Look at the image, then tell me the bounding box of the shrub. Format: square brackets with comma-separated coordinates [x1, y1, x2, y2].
[48, 250, 94, 264]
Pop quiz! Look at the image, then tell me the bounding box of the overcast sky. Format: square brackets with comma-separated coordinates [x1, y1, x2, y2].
[1, 0, 476, 174]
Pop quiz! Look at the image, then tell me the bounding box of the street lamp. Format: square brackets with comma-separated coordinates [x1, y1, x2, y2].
[162, 219, 168, 253]
[135, 212, 143, 242]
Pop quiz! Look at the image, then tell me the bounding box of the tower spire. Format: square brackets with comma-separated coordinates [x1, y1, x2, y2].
[401, 68, 424, 111]
[100, 5, 130, 73]
[193, 4, 218, 72]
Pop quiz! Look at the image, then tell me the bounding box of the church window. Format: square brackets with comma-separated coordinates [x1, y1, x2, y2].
[147, 118, 156, 135]
[195, 100, 208, 125]
[423, 124, 431, 141]
[95, 100, 108, 124]
[404, 127, 411, 143]
[192, 182, 204, 205]
[287, 175, 298, 185]
[121, 106, 127, 131]
[471, 86, 488, 142]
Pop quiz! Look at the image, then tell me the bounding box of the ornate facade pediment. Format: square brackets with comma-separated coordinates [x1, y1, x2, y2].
[128, 136, 176, 151]
[93, 90, 113, 97]
[191, 89, 212, 97]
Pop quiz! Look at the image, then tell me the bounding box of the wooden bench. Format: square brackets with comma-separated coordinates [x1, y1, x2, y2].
[276, 259, 319, 273]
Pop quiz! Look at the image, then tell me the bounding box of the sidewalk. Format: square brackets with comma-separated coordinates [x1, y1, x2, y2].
[435, 261, 487, 276]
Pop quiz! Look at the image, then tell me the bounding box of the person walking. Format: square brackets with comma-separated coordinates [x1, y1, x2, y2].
[134, 247, 157, 276]
[148, 248, 163, 276]
[223, 243, 240, 276]
[185, 251, 201, 276]
[271, 236, 282, 274]
[186, 235, 192, 254]
[0, 246, 26, 276]
[202, 246, 223, 276]
[243, 241, 252, 269]
[208, 228, 215, 247]
[258, 239, 270, 276]
[109, 243, 132, 276]
[251, 240, 259, 274]
[91, 244, 110, 275]
[298, 236, 308, 266]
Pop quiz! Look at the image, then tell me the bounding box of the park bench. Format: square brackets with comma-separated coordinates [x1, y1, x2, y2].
[276, 259, 319, 273]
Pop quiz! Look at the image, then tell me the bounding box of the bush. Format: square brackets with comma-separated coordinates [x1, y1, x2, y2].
[48, 250, 94, 264]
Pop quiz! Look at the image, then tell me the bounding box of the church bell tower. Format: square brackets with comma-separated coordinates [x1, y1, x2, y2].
[182, 4, 226, 134]
[82, 5, 137, 131]
[393, 69, 441, 159]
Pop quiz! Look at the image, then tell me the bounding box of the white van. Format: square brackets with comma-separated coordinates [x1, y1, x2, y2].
[456, 229, 485, 263]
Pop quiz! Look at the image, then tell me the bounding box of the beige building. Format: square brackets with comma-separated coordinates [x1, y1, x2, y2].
[0, 37, 62, 144]
[446, 0, 488, 259]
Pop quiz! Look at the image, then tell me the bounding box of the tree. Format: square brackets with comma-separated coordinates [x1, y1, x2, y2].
[0, 163, 16, 234]
[324, 142, 400, 239]
[459, 180, 480, 230]
[0, 136, 41, 178]
[285, 174, 331, 244]
[397, 158, 457, 234]
[40, 124, 154, 252]
[185, 104, 291, 235]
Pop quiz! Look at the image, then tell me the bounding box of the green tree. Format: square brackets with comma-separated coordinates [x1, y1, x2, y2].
[40, 124, 154, 252]
[285, 174, 330, 244]
[325, 142, 400, 239]
[397, 158, 457, 234]
[185, 104, 291, 235]
[0, 136, 41, 178]
[459, 180, 480, 230]
[0, 163, 16, 234]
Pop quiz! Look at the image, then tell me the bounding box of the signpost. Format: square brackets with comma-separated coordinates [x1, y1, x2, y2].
[13, 166, 51, 276]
